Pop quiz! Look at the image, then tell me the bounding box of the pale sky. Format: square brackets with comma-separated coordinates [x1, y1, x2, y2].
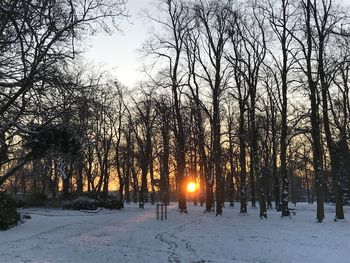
[84, 0, 350, 88]
[84, 0, 154, 88]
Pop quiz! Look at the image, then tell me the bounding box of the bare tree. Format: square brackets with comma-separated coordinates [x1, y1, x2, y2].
[227, 3, 267, 217]
[0, 0, 127, 187]
[260, 0, 299, 217]
[143, 0, 190, 212]
[193, 0, 233, 216]
[293, 0, 325, 222]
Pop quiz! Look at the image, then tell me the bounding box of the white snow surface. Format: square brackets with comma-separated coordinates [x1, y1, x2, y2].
[0, 203, 349, 263]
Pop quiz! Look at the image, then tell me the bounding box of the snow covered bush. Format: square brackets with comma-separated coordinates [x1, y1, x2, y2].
[102, 199, 124, 210]
[83, 192, 124, 209]
[63, 195, 124, 210]
[0, 192, 20, 230]
[26, 192, 48, 207]
[63, 197, 98, 210]
[14, 193, 48, 208]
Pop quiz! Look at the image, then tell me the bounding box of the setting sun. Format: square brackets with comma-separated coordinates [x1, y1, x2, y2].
[187, 182, 197, 193]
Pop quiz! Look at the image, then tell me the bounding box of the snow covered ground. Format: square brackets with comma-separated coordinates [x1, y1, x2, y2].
[0, 202, 349, 263]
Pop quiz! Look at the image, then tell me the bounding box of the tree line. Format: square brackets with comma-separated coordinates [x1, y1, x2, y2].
[0, 0, 349, 223]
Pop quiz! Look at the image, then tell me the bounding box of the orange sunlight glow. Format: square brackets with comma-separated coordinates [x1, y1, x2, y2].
[187, 182, 197, 193]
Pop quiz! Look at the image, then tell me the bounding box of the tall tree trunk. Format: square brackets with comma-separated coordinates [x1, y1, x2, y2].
[124, 136, 131, 204]
[119, 181, 124, 202]
[321, 79, 344, 220]
[63, 161, 73, 198]
[139, 161, 148, 207]
[228, 127, 235, 207]
[213, 93, 223, 216]
[250, 92, 266, 217]
[76, 155, 84, 194]
[304, 147, 311, 204]
[196, 104, 210, 210]
[149, 148, 155, 205]
[310, 82, 325, 223]
[280, 78, 290, 217]
[161, 116, 170, 205]
[125, 174, 130, 203]
[249, 142, 256, 208]
[239, 103, 247, 213]
[317, 18, 344, 219]
[132, 166, 138, 204]
[304, 0, 325, 222]
[173, 81, 187, 212]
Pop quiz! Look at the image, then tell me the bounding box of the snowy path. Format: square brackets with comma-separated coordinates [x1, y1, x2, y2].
[0, 203, 349, 263]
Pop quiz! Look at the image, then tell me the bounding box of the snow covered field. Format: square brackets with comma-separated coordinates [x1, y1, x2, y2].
[0, 203, 349, 263]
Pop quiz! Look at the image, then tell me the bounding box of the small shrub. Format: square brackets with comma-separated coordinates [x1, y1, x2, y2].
[0, 191, 20, 230]
[63, 197, 98, 210]
[101, 199, 124, 210]
[83, 192, 123, 209]
[63, 194, 123, 211]
[26, 192, 48, 207]
[15, 195, 27, 208]
[84, 192, 108, 201]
